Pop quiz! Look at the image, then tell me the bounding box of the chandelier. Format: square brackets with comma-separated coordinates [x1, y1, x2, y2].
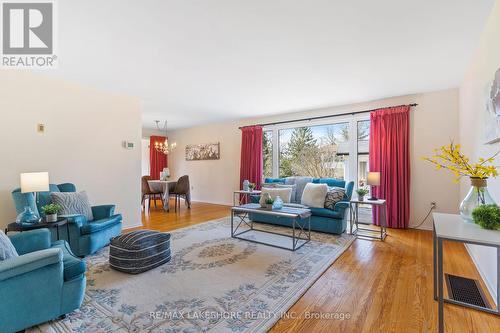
[154, 120, 176, 155]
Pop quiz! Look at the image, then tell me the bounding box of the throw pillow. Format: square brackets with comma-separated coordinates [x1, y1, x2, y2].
[301, 183, 328, 208]
[260, 187, 293, 204]
[325, 186, 346, 210]
[275, 184, 297, 203]
[50, 191, 94, 221]
[0, 230, 18, 261]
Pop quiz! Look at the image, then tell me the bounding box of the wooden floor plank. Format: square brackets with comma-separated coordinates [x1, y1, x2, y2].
[136, 200, 500, 332]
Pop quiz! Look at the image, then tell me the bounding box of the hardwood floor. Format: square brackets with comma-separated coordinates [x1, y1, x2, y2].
[138, 199, 500, 332]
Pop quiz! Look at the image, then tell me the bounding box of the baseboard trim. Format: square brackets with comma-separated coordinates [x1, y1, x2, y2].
[122, 222, 143, 232]
[464, 244, 497, 305]
[190, 199, 232, 207]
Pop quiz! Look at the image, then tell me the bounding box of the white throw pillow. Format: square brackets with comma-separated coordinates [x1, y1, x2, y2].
[301, 183, 328, 208]
[260, 187, 292, 204]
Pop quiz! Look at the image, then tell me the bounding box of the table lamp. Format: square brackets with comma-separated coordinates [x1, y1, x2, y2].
[367, 172, 380, 200]
[16, 172, 49, 223]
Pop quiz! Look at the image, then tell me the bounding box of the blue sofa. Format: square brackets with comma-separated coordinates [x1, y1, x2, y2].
[0, 229, 86, 333]
[250, 177, 354, 234]
[12, 183, 122, 256]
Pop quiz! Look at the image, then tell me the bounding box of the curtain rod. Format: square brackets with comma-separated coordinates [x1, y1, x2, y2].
[239, 103, 418, 129]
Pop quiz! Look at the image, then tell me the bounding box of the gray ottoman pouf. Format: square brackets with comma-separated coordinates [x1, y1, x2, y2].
[109, 230, 171, 274]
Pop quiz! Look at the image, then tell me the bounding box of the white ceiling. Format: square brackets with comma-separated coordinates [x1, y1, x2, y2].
[53, 0, 495, 129]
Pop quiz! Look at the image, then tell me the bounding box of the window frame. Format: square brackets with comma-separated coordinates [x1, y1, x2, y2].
[263, 114, 370, 185]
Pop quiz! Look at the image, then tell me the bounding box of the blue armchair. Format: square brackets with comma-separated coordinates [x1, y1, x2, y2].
[12, 183, 122, 256]
[0, 229, 86, 333]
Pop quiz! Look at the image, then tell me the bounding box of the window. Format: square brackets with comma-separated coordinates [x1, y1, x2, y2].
[357, 120, 370, 187]
[277, 123, 349, 179]
[263, 130, 273, 178]
[264, 115, 369, 186]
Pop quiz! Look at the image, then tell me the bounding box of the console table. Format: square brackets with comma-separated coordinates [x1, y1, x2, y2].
[433, 213, 499, 333]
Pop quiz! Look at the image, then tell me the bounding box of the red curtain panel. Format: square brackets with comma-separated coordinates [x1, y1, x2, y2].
[369, 106, 410, 228]
[240, 126, 263, 190]
[149, 136, 168, 180]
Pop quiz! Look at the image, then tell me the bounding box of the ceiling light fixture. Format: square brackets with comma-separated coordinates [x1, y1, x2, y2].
[154, 120, 176, 155]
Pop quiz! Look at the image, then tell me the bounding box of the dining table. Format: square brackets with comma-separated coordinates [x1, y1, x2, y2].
[147, 179, 191, 212]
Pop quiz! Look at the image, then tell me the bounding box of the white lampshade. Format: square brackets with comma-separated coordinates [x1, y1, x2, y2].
[367, 172, 380, 186]
[20, 172, 49, 193]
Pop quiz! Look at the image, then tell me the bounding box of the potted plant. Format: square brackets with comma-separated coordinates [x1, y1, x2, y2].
[356, 188, 369, 201]
[423, 142, 499, 222]
[264, 197, 274, 210]
[248, 182, 256, 192]
[41, 203, 62, 222]
[471, 204, 500, 230]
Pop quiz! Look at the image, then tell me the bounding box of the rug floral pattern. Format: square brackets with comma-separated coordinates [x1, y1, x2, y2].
[31, 218, 354, 333]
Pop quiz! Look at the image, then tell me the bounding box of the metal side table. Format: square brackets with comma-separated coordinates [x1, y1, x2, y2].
[233, 190, 261, 206]
[349, 198, 387, 240]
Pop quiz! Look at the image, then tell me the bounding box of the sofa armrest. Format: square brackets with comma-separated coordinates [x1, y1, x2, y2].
[0, 248, 62, 281]
[8, 229, 51, 255]
[91, 205, 116, 220]
[250, 195, 261, 204]
[61, 214, 86, 228]
[334, 201, 349, 213]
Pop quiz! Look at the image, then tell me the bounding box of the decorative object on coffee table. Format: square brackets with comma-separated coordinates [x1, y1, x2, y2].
[109, 230, 171, 274]
[41, 203, 62, 222]
[272, 195, 283, 210]
[264, 196, 274, 210]
[423, 142, 499, 222]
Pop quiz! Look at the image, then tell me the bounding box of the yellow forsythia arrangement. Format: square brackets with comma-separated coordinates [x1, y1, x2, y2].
[423, 142, 499, 182]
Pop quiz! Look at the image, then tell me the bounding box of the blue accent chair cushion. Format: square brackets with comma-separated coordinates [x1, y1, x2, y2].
[12, 183, 122, 257]
[249, 177, 354, 235]
[0, 229, 86, 333]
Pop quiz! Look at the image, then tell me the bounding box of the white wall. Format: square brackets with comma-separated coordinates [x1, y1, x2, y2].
[169, 89, 460, 228]
[141, 139, 150, 176]
[0, 71, 142, 230]
[459, 0, 499, 303]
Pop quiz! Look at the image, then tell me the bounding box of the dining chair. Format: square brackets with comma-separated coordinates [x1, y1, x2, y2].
[169, 175, 191, 212]
[141, 176, 163, 210]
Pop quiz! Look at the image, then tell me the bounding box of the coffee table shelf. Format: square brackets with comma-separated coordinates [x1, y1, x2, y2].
[231, 203, 311, 251]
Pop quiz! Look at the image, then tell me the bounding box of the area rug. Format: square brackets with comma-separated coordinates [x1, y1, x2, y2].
[31, 217, 354, 333]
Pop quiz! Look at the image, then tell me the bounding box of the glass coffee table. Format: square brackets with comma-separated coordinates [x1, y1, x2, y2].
[231, 203, 311, 251]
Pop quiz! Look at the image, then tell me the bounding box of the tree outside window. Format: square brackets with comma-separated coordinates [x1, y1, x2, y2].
[278, 123, 349, 179]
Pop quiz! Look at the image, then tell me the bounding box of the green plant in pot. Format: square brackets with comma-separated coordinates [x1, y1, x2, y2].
[356, 188, 369, 201]
[471, 204, 500, 230]
[248, 182, 256, 192]
[264, 197, 274, 210]
[41, 203, 62, 223]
